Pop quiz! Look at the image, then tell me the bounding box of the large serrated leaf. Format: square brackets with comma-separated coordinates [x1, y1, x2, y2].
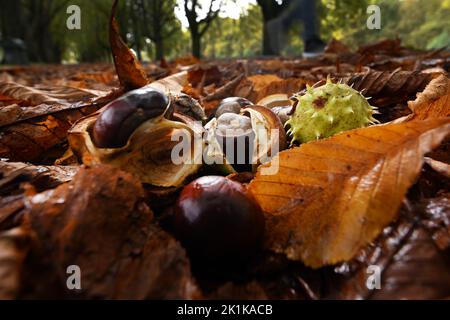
[249, 119, 450, 268]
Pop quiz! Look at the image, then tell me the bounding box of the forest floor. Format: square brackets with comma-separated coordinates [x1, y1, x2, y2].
[0, 39, 449, 299]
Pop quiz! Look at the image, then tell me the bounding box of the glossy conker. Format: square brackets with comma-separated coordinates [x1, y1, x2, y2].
[92, 87, 169, 148]
[215, 97, 253, 118]
[173, 176, 265, 262]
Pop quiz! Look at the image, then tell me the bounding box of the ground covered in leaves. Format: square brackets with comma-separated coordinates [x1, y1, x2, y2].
[1, 37, 450, 300]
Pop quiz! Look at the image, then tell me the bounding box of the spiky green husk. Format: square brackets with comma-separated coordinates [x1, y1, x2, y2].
[286, 78, 378, 144]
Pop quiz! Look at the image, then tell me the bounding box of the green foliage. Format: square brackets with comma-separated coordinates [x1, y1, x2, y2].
[59, 0, 182, 62]
[58, 0, 113, 63]
[203, 4, 263, 58]
[318, 0, 450, 50]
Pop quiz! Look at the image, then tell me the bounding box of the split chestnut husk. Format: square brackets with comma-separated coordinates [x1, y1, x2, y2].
[204, 105, 287, 173]
[68, 87, 204, 187]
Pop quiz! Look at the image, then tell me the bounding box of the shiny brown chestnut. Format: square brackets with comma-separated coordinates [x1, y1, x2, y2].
[92, 87, 169, 148]
[215, 97, 253, 118]
[173, 176, 265, 262]
[271, 105, 292, 126]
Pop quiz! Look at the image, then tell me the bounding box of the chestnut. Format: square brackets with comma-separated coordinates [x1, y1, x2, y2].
[173, 176, 265, 262]
[92, 87, 169, 148]
[215, 97, 253, 118]
[271, 105, 292, 126]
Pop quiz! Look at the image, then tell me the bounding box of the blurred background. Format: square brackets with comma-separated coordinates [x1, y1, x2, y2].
[0, 0, 449, 64]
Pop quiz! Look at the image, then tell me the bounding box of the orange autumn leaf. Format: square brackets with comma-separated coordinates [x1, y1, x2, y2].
[248, 119, 450, 268]
[408, 75, 450, 120]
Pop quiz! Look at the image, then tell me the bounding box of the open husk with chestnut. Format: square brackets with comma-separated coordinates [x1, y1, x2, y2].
[68, 87, 205, 187]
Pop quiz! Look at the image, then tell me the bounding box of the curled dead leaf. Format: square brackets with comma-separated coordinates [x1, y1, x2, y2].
[424, 157, 450, 178]
[408, 75, 450, 120]
[249, 119, 450, 268]
[346, 70, 432, 107]
[0, 82, 103, 106]
[234, 74, 283, 101]
[109, 0, 149, 90]
[148, 71, 188, 94]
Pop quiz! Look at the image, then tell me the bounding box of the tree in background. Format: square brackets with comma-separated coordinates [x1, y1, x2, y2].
[319, 0, 450, 50]
[183, 0, 223, 58]
[0, 0, 70, 63]
[59, 0, 181, 62]
[203, 4, 262, 58]
[137, 0, 181, 60]
[62, 0, 115, 62]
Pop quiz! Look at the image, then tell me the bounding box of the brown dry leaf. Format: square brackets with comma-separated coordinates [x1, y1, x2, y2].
[408, 75, 450, 120]
[0, 82, 104, 106]
[187, 64, 222, 88]
[421, 192, 450, 251]
[424, 157, 450, 177]
[148, 71, 188, 94]
[25, 165, 199, 299]
[346, 69, 432, 107]
[0, 162, 78, 195]
[254, 78, 309, 103]
[357, 38, 403, 56]
[248, 119, 450, 268]
[325, 38, 351, 55]
[109, 0, 148, 90]
[0, 227, 31, 299]
[0, 104, 99, 162]
[0, 79, 114, 162]
[234, 74, 284, 101]
[203, 74, 244, 102]
[328, 203, 450, 300]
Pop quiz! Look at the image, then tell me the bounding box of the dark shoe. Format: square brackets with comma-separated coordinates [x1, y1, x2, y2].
[304, 38, 326, 58]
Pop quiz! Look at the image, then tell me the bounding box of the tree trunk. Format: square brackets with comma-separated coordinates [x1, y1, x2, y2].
[130, 1, 142, 61]
[191, 33, 201, 58]
[155, 39, 164, 60]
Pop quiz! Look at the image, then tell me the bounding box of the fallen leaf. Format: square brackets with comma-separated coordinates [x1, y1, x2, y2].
[234, 74, 283, 101]
[357, 38, 403, 56]
[346, 69, 432, 108]
[0, 162, 78, 196]
[187, 64, 222, 88]
[254, 78, 309, 103]
[0, 104, 99, 162]
[109, 0, 149, 90]
[408, 75, 450, 120]
[325, 38, 351, 55]
[327, 203, 450, 300]
[148, 71, 188, 94]
[25, 165, 199, 299]
[424, 157, 450, 177]
[0, 227, 30, 300]
[421, 192, 450, 250]
[249, 119, 450, 268]
[0, 82, 103, 106]
[203, 74, 244, 102]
